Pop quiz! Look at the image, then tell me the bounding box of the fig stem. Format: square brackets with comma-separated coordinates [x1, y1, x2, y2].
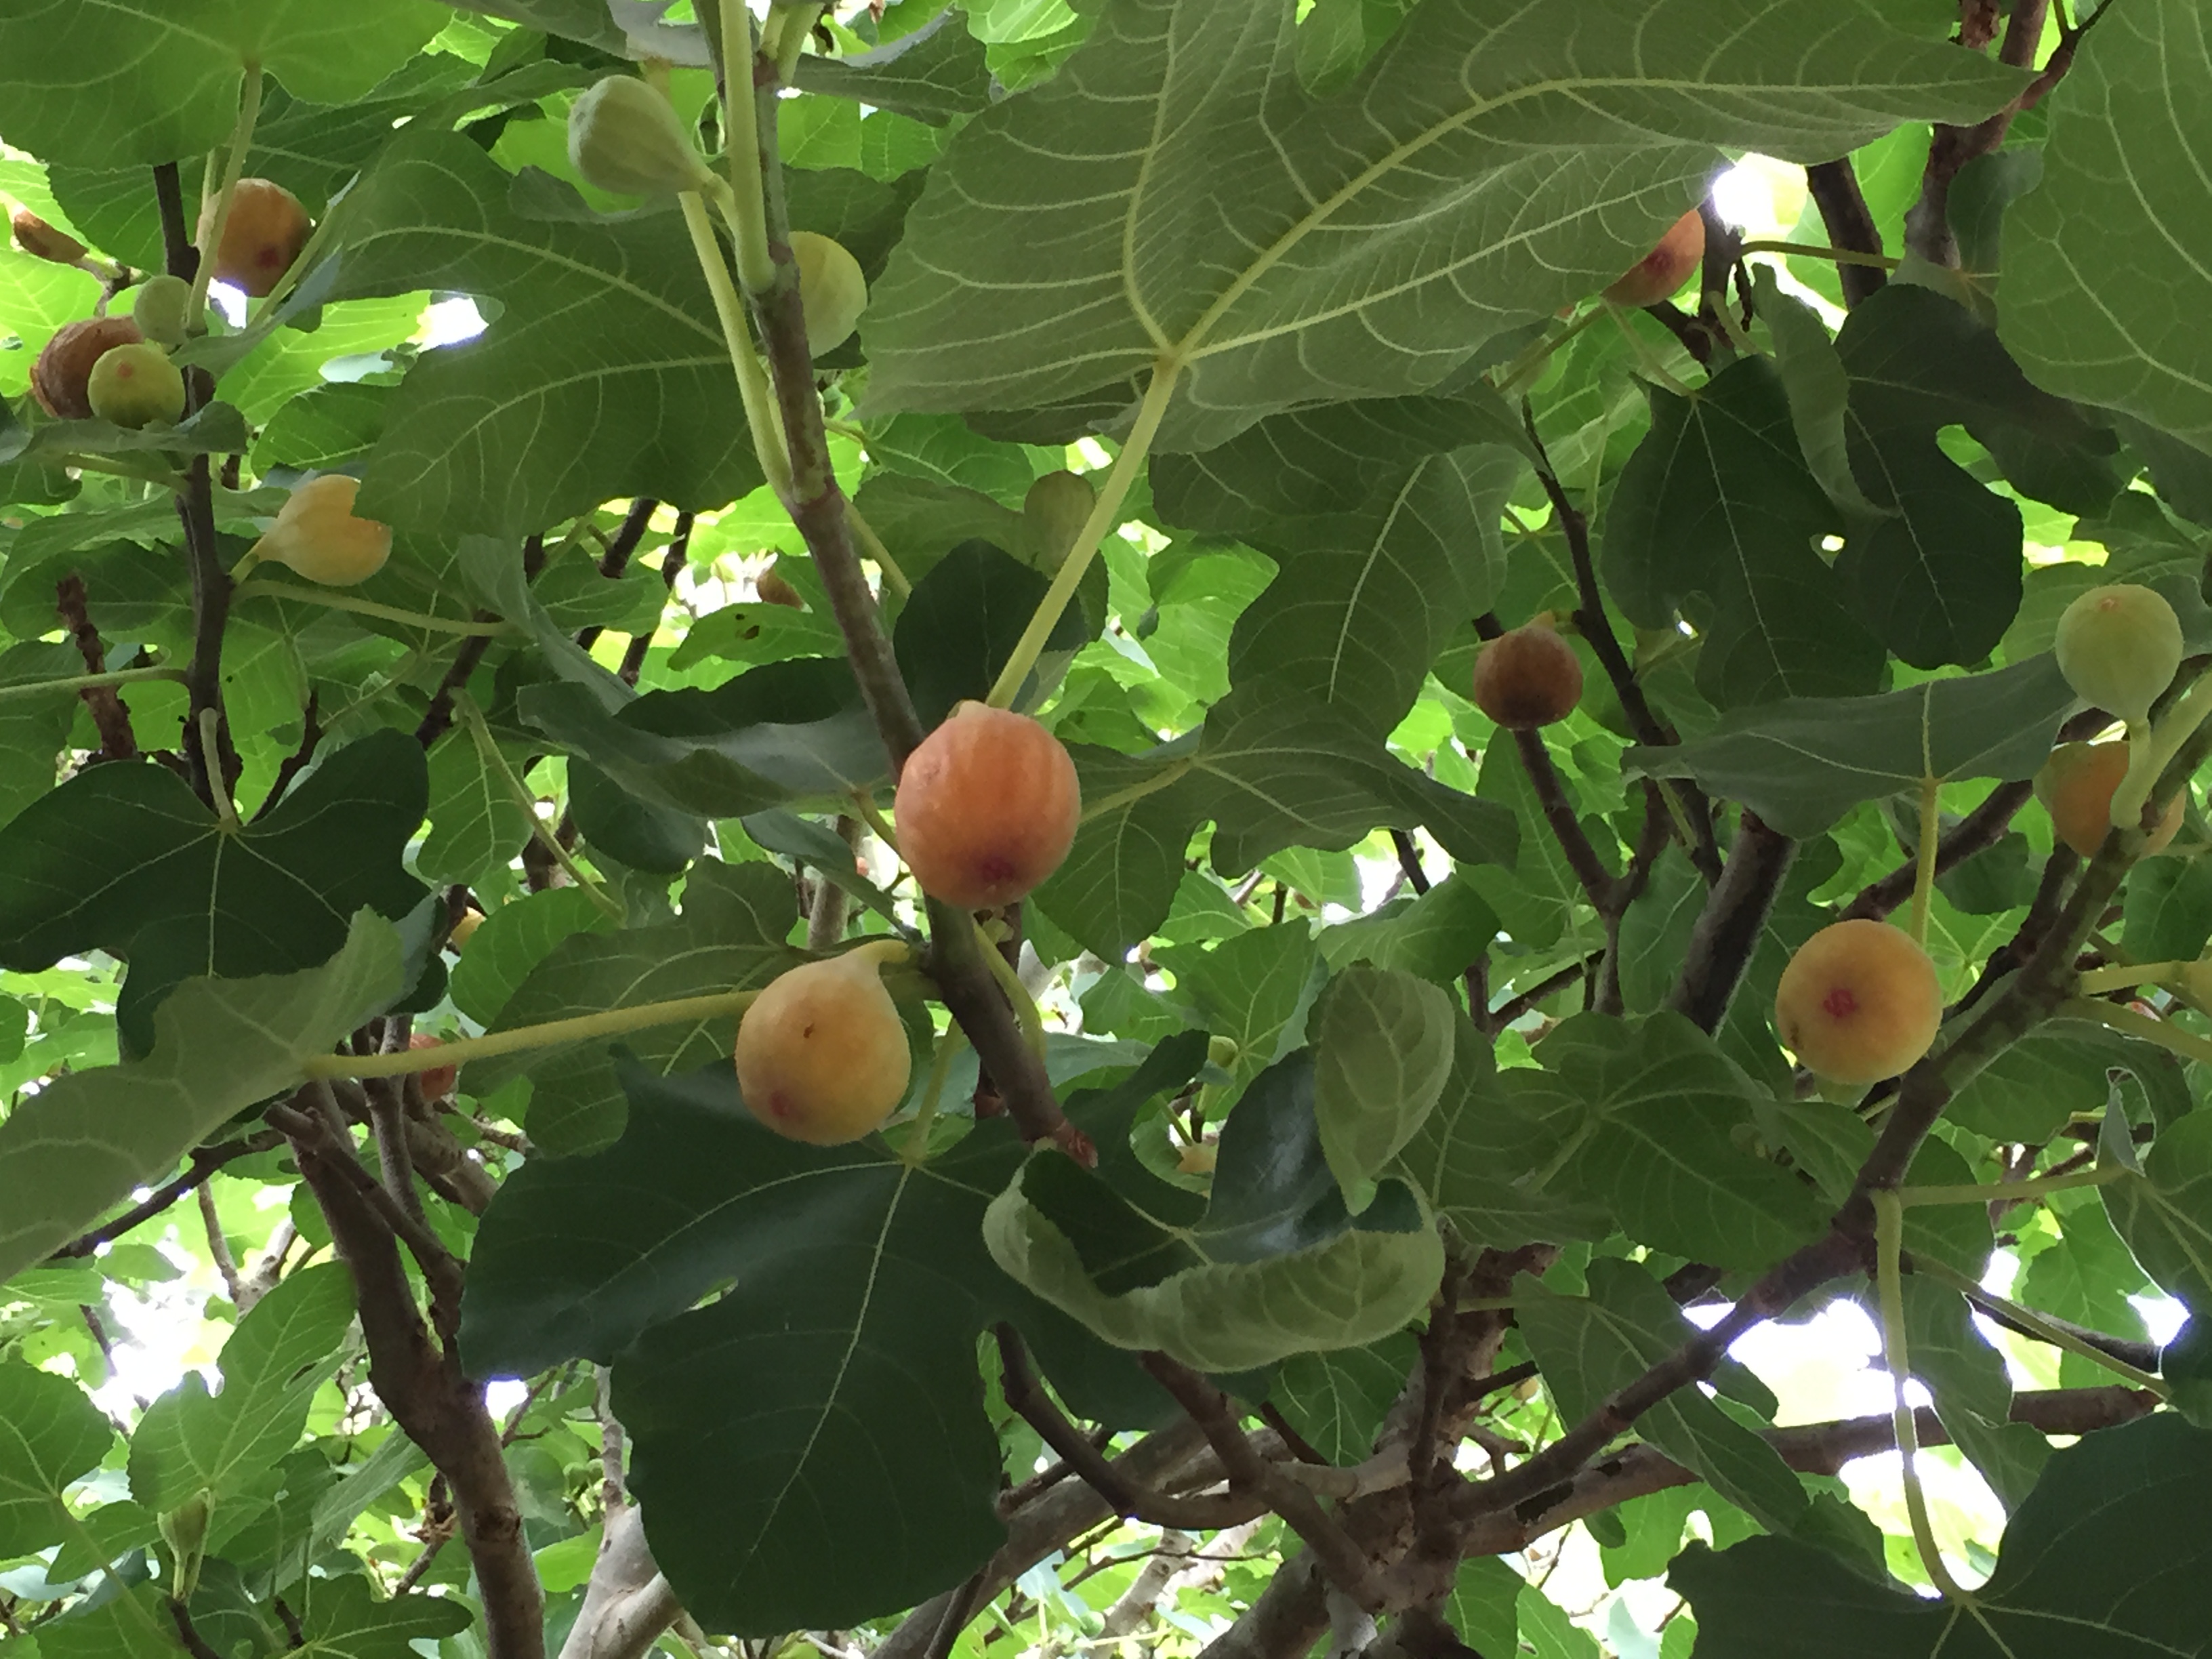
[973, 913, 1048, 1061]
[1598, 303, 1697, 400]
[1898, 1164, 2125, 1207]
[0, 663, 184, 704]
[1907, 772, 1940, 947]
[456, 693, 626, 922]
[302, 987, 763, 1082]
[198, 710, 240, 832]
[1736, 238, 1904, 272]
[187, 63, 264, 328]
[49, 451, 186, 490]
[1872, 1191, 1977, 1606]
[1912, 1255, 2171, 1399]
[769, 3, 823, 82]
[2075, 960, 2192, 994]
[2116, 672, 2212, 829]
[844, 501, 912, 598]
[1080, 758, 1195, 824]
[985, 358, 1183, 710]
[848, 787, 899, 853]
[678, 190, 793, 499]
[233, 579, 518, 636]
[1491, 306, 1603, 399]
[895, 1025, 968, 1168]
[716, 0, 779, 295]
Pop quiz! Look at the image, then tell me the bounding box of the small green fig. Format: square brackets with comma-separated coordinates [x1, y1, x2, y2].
[2055, 583, 2183, 723]
[30, 315, 141, 419]
[86, 342, 185, 428]
[791, 230, 867, 357]
[132, 274, 194, 348]
[567, 75, 716, 197]
[1023, 470, 1096, 571]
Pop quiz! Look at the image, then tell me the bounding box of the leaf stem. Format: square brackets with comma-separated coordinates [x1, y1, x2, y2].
[1874, 1192, 1975, 1604]
[232, 579, 516, 635]
[56, 1508, 170, 1645]
[975, 914, 1047, 1061]
[850, 787, 899, 852]
[1079, 758, 1193, 823]
[302, 988, 764, 1081]
[2115, 672, 2212, 829]
[1908, 773, 1940, 947]
[1737, 238, 1902, 271]
[2075, 960, 2192, 994]
[2065, 996, 2212, 1066]
[896, 1024, 968, 1166]
[0, 663, 184, 703]
[456, 695, 624, 922]
[1898, 1165, 2125, 1207]
[188, 64, 263, 329]
[845, 501, 912, 598]
[678, 189, 794, 499]
[716, 0, 778, 294]
[1913, 1256, 2171, 1399]
[985, 359, 1182, 710]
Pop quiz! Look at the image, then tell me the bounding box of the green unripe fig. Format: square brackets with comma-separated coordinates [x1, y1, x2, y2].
[2055, 583, 2183, 722]
[1206, 1034, 1240, 1070]
[86, 342, 185, 428]
[30, 315, 141, 419]
[1023, 470, 1096, 571]
[567, 75, 715, 197]
[791, 230, 867, 357]
[131, 274, 194, 348]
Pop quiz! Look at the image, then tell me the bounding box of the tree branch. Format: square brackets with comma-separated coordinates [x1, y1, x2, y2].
[1803, 159, 1888, 307]
[1841, 779, 2031, 922]
[48, 1135, 281, 1259]
[557, 1503, 679, 1659]
[576, 498, 661, 655]
[1905, 0, 2054, 266]
[1664, 811, 1794, 1032]
[616, 512, 690, 688]
[54, 576, 138, 762]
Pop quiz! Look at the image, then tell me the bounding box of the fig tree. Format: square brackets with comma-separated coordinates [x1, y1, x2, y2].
[11, 207, 87, 266]
[202, 178, 311, 298]
[2036, 741, 2184, 857]
[791, 230, 867, 357]
[567, 75, 716, 197]
[131, 274, 194, 348]
[735, 941, 913, 1145]
[1601, 208, 1704, 308]
[248, 476, 393, 586]
[895, 703, 1082, 909]
[1774, 918, 1942, 1085]
[2055, 583, 2182, 724]
[1473, 619, 1582, 729]
[86, 342, 185, 428]
[30, 315, 141, 419]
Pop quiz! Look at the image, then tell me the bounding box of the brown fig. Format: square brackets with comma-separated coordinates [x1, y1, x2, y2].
[30, 315, 143, 419]
[1473, 621, 1582, 729]
[756, 567, 804, 608]
[409, 1032, 458, 1101]
[12, 207, 87, 266]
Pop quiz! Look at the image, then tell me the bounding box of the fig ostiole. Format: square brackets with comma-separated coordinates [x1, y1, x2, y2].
[734, 939, 914, 1145]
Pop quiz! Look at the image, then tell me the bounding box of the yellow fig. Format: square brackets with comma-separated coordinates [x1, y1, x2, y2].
[249, 476, 392, 587]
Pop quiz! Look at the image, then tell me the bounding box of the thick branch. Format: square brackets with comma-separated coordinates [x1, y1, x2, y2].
[557, 1504, 678, 1659]
[1664, 811, 1794, 1032]
[1904, 0, 2053, 266]
[54, 576, 138, 762]
[1803, 159, 1888, 307]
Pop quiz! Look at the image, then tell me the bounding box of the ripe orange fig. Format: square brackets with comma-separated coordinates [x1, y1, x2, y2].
[2055, 583, 2182, 724]
[30, 315, 142, 419]
[447, 908, 485, 951]
[12, 207, 87, 266]
[2036, 741, 2184, 857]
[1473, 620, 1582, 729]
[1774, 919, 1942, 1085]
[735, 941, 913, 1145]
[249, 476, 392, 586]
[895, 703, 1082, 909]
[87, 342, 184, 428]
[409, 1032, 459, 1101]
[201, 178, 311, 298]
[1602, 208, 1705, 308]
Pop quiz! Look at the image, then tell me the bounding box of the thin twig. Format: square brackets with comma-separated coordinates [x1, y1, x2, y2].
[49, 1136, 281, 1259]
[197, 1182, 243, 1305]
[54, 576, 138, 762]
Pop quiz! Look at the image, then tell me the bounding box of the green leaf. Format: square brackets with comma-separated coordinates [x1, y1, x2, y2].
[1269, 1333, 1417, 1465]
[416, 729, 533, 888]
[1673, 1415, 2212, 1656]
[792, 9, 995, 124]
[1309, 964, 1454, 1201]
[325, 131, 764, 537]
[127, 1263, 356, 1513]
[1948, 1020, 2190, 1145]
[2106, 1110, 2212, 1308]
[1031, 737, 1203, 959]
[1603, 358, 1881, 708]
[0, 1361, 116, 1557]
[466, 861, 802, 1153]
[1896, 1277, 2047, 1513]
[1548, 1014, 1828, 1271]
[0, 643, 80, 830]
[893, 539, 1088, 722]
[0, 914, 403, 1288]
[445, 886, 617, 1027]
[1517, 1258, 1806, 1534]
[865, 0, 2020, 447]
[568, 758, 706, 876]
[0, 0, 445, 169]
[2123, 853, 2212, 967]
[291, 1576, 471, 1658]
[0, 732, 428, 1052]
[2001, 0, 2212, 455]
[1626, 654, 2076, 838]
[1446, 1557, 1523, 1656]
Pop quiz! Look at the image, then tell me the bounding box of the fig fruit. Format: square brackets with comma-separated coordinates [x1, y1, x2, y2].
[1602, 208, 1704, 308]
[895, 703, 1082, 909]
[447, 908, 485, 951]
[132, 274, 194, 348]
[791, 230, 867, 358]
[30, 315, 141, 419]
[409, 1032, 458, 1101]
[567, 75, 716, 197]
[1473, 619, 1582, 729]
[12, 207, 87, 266]
[756, 567, 804, 608]
[735, 941, 913, 1145]
[248, 476, 392, 587]
[201, 178, 311, 298]
[1774, 918, 1942, 1085]
[1023, 470, 1096, 571]
[2055, 583, 2182, 723]
[86, 342, 185, 428]
[2036, 740, 2184, 857]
